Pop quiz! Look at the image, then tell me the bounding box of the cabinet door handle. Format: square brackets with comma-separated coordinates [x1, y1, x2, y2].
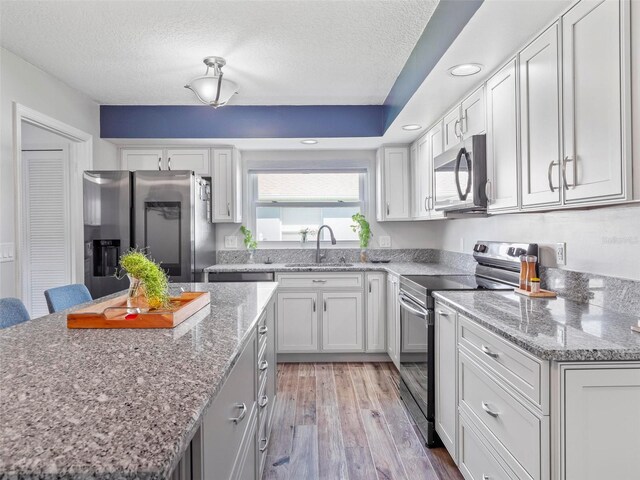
[547, 160, 558, 192]
[562, 156, 575, 189]
[481, 345, 499, 358]
[386, 203, 390, 216]
[438, 311, 449, 317]
[323, 300, 327, 312]
[428, 196, 434, 211]
[482, 475, 491, 480]
[369, 281, 372, 293]
[258, 325, 268, 335]
[259, 395, 269, 408]
[259, 436, 270, 453]
[485, 180, 492, 204]
[168, 157, 171, 171]
[313, 299, 316, 312]
[226, 203, 230, 216]
[158, 157, 162, 171]
[259, 360, 268, 371]
[461, 115, 467, 134]
[230, 403, 247, 424]
[481, 401, 500, 418]
[424, 196, 429, 213]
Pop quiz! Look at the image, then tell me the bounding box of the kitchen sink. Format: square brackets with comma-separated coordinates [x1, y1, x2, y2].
[284, 263, 354, 267]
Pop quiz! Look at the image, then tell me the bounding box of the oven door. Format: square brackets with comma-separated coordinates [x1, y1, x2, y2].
[398, 292, 433, 422]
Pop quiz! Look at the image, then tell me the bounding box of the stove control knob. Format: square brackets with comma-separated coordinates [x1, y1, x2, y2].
[477, 244, 487, 253]
[507, 247, 516, 256]
[515, 248, 527, 257]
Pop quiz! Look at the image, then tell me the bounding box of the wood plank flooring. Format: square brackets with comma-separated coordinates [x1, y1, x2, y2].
[263, 362, 463, 480]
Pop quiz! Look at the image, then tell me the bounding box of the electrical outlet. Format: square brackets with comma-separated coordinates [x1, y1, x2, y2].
[224, 236, 238, 249]
[378, 236, 391, 248]
[555, 242, 566, 266]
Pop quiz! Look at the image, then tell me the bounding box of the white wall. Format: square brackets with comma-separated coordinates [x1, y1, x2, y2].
[0, 48, 118, 298]
[216, 149, 441, 250]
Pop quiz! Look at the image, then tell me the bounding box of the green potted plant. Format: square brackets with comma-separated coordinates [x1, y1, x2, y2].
[240, 226, 258, 262]
[117, 250, 170, 310]
[351, 213, 372, 263]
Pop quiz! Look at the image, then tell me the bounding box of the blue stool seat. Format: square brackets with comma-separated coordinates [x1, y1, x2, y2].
[44, 284, 92, 313]
[0, 297, 30, 328]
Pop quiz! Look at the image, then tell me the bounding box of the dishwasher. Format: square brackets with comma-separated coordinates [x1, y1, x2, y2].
[205, 271, 275, 282]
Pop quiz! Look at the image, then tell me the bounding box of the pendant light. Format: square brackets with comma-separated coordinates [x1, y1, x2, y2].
[184, 56, 239, 108]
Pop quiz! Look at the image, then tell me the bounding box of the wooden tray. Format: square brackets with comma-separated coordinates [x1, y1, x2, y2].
[514, 288, 557, 298]
[67, 291, 210, 329]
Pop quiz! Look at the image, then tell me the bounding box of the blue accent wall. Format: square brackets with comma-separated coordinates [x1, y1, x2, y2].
[101, 105, 384, 138]
[383, 0, 484, 130]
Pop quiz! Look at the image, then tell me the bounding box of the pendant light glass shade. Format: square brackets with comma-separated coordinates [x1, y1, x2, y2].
[185, 57, 239, 108]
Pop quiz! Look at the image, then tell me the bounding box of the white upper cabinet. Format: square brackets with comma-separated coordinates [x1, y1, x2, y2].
[412, 135, 430, 220]
[166, 148, 210, 175]
[486, 58, 520, 212]
[443, 106, 462, 151]
[121, 148, 210, 175]
[212, 147, 242, 223]
[443, 86, 486, 152]
[376, 146, 410, 221]
[520, 23, 562, 208]
[561, 0, 630, 203]
[121, 148, 164, 171]
[461, 86, 486, 139]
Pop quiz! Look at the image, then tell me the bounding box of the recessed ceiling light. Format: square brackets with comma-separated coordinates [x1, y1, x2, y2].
[402, 124, 422, 131]
[300, 139, 318, 145]
[449, 63, 483, 77]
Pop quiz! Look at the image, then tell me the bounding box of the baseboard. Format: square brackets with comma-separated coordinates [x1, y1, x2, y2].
[277, 352, 391, 363]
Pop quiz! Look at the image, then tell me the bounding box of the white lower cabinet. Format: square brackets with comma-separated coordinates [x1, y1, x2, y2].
[365, 272, 386, 352]
[276, 291, 318, 352]
[386, 274, 400, 369]
[559, 364, 640, 480]
[321, 291, 364, 352]
[458, 411, 515, 480]
[276, 273, 377, 354]
[435, 302, 458, 460]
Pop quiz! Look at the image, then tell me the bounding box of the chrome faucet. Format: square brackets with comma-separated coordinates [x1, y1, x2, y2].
[316, 225, 337, 263]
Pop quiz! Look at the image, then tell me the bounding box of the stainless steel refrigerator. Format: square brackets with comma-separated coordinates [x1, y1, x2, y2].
[83, 170, 216, 298]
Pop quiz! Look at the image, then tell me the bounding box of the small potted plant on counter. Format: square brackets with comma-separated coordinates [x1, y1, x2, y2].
[117, 250, 170, 310]
[240, 226, 258, 262]
[351, 213, 372, 263]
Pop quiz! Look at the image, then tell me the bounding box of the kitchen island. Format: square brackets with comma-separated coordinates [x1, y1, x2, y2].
[0, 282, 277, 480]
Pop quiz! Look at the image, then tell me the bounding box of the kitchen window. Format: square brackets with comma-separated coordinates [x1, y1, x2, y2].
[249, 170, 366, 243]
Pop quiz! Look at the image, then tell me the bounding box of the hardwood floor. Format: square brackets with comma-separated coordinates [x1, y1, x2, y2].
[263, 362, 463, 480]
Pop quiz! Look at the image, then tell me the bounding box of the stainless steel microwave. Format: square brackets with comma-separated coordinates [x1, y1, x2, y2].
[433, 134, 488, 213]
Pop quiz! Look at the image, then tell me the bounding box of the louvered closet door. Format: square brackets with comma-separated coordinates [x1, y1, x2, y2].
[22, 150, 71, 317]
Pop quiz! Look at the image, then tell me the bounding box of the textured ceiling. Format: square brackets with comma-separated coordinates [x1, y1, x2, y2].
[0, 0, 438, 106]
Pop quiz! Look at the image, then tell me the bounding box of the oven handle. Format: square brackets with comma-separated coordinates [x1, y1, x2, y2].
[398, 294, 429, 318]
[454, 147, 472, 201]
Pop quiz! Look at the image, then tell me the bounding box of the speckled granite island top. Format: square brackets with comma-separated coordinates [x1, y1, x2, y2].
[433, 290, 640, 362]
[205, 261, 467, 276]
[0, 282, 277, 480]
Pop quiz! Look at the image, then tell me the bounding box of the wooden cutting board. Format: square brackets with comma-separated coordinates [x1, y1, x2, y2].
[67, 291, 210, 329]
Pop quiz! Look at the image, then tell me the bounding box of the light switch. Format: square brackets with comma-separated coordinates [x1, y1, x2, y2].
[224, 236, 238, 249]
[378, 236, 391, 248]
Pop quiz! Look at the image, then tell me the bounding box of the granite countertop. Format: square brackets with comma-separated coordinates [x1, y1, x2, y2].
[0, 282, 278, 480]
[433, 290, 640, 362]
[205, 261, 468, 277]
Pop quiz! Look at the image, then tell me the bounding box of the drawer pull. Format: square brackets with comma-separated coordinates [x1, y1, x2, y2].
[259, 395, 269, 408]
[481, 345, 499, 358]
[259, 360, 269, 371]
[230, 403, 247, 424]
[438, 311, 449, 317]
[312, 279, 327, 283]
[259, 436, 270, 452]
[482, 475, 491, 480]
[258, 325, 268, 335]
[481, 401, 500, 418]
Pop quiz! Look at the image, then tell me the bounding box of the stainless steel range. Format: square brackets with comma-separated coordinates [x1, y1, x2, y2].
[397, 241, 539, 447]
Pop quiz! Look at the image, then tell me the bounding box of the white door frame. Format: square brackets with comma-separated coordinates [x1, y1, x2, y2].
[13, 102, 93, 301]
